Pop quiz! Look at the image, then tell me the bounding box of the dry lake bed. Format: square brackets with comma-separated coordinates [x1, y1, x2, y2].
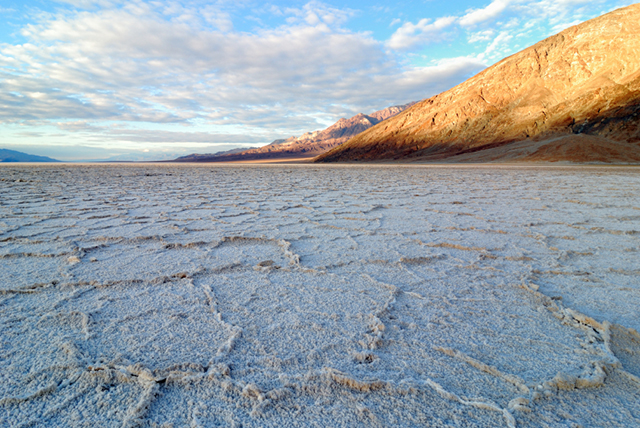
[1, 164, 639, 427]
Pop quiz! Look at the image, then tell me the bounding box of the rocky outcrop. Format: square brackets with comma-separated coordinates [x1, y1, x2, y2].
[316, 4, 640, 164]
[173, 103, 415, 162]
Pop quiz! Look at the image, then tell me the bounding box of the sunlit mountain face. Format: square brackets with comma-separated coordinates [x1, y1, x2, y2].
[316, 4, 640, 164]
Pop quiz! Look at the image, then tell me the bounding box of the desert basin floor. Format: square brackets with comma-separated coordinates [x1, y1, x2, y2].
[1, 164, 639, 427]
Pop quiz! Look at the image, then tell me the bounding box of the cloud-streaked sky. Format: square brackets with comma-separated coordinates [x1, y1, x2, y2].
[0, 0, 635, 160]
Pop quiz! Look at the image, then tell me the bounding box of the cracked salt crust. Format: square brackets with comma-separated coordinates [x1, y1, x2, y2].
[1, 164, 639, 427]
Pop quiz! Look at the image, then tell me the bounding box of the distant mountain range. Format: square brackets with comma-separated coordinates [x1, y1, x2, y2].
[0, 149, 60, 163]
[173, 102, 415, 162]
[173, 146, 259, 162]
[317, 4, 640, 164]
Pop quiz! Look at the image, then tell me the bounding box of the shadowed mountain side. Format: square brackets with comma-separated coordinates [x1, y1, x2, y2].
[0, 149, 60, 163]
[173, 103, 415, 163]
[315, 4, 640, 164]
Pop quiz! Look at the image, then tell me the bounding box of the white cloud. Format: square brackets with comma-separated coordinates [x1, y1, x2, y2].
[380, 56, 487, 95]
[98, 129, 267, 144]
[478, 31, 514, 62]
[52, 0, 117, 8]
[283, 1, 354, 27]
[387, 16, 457, 50]
[55, 120, 102, 132]
[0, 1, 488, 147]
[460, 0, 512, 27]
[513, 0, 605, 32]
[468, 29, 495, 43]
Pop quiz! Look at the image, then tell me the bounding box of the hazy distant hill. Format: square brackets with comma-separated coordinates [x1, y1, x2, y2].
[317, 4, 640, 164]
[173, 103, 415, 162]
[0, 149, 60, 163]
[174, 147, 259, 162]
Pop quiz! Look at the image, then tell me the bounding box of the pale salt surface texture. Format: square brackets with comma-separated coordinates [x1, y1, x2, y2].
[1, 164, 639, 428]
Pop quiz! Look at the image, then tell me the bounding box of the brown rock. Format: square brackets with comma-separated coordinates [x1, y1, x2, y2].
[316, 4, 640, 164]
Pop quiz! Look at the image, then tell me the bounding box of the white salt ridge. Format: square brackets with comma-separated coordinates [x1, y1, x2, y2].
[0, 164, 639, 427]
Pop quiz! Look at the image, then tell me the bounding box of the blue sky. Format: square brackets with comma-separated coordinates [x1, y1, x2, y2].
[0, 0, 635, 160]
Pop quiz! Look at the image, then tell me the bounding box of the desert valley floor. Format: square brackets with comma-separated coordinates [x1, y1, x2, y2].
[1, 164, 639, 427]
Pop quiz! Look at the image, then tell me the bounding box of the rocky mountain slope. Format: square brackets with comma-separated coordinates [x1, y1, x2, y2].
[174, 103, 414, 162]
[316, 4, 640, 163]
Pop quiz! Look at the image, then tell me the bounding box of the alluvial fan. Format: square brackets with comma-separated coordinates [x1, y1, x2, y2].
[1, 164, 639, 427]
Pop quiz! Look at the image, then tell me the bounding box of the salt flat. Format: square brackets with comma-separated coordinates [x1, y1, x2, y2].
[1, 164, 639, 427]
